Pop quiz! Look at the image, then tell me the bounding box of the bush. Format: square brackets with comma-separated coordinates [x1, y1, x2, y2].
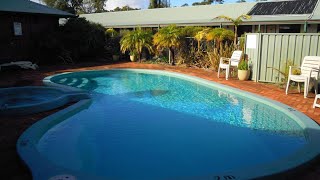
[35, 18, 106, 64]
[61, 18, 106, 60]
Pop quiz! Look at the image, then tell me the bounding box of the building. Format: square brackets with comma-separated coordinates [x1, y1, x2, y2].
[80, 0, 320, 34]
[0, 0, 74, 62]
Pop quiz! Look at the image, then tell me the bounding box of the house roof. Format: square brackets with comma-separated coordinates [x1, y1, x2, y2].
[80, 2, 257, 28]
[0, 0, 75, 17]
[80, 0, 320, 28]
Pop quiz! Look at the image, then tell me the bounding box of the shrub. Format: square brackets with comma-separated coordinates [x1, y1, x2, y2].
[61, 18, 106, 61]
[35, 17, 106, 64]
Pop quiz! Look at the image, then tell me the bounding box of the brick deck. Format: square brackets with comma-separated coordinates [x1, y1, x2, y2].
[1, 61, 320, 179]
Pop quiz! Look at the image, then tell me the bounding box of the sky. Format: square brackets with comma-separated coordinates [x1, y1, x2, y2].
[105, 0, 255, 10]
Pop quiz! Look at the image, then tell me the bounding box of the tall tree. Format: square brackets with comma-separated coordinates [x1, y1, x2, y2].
[149, 0, 158, 8]
[42, 0, 107, 14]
[192, 0, 213, 6]
[192, 0, 223, 6]
[112, 6, 140, 12]
[91, 0, 106, 13]
[149, 0, 170, 9]
[215, 14, 251, 48]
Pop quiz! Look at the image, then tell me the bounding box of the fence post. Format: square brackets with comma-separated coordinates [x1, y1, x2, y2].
[256, 33, 262, 82]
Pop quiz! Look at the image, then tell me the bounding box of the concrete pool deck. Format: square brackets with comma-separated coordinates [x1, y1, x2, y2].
[1, 61, 320, 179]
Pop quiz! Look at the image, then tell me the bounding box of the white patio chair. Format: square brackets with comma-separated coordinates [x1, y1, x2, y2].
[286, 56, 320, 98]
[218, 50, 242, 80]
[313, 94, 320, 108]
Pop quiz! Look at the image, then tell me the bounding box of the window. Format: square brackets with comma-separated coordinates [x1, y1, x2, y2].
[266, 25, 276, 33]
[13, 22, 22, 36]
[279, 24, 300, 33]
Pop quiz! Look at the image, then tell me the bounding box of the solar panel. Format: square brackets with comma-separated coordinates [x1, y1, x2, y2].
[248, 0, 318, 15]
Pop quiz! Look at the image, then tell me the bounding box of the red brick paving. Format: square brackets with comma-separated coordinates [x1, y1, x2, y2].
[1, 61, 320, 179]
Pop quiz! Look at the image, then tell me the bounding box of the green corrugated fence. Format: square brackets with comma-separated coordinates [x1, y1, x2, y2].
[245, 33, 320, 82]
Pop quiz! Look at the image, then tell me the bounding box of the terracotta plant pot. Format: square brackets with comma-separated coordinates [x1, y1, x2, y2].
[130, 55, 136, 62]
[112, 55, 119, 61]
[238, 70, 250, 81]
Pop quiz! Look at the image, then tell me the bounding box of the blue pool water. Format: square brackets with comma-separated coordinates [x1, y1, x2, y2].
[34, 70, 316, 179]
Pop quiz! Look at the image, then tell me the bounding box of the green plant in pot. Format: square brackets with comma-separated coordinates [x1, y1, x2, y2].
[106, 28, 121, 61]
[129, 51, 137, 61]
[238, 60, 250, 81]
[111, 45, 119, 61]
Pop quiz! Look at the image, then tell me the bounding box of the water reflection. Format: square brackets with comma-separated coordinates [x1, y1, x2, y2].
[119, 90, 170, 98]
[53, 71, 305, 138]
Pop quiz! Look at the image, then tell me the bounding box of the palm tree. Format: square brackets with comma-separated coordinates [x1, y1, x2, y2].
[206, 28, 233, 49]
[120, 28, 153, 62]
[194, 28, 233, 70]
[194, 28, 210, 52]
[153, 25, 181, 65]
[215, 14, 251, 48]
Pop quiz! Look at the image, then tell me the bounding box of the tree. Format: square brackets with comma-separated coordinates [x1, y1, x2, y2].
[91, 0, 106, 13]
[215, 14, 251, 48]
[236, 0, 246, 2]
[192, 0, 224, 5]
[149, 0, 170, 9]
[206, 28, 233, 49]
[112, 6, 140, 12]
[42, 0, 107, 14]
[192, 0, 213, 6]
[120, 28, 153, 62]
[181, 3, 189, 7]
[213, 0, 224, 3]
[153, 25, 181, 65]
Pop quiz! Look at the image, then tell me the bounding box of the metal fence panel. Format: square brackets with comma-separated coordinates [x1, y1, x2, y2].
[245, 33, 320, 82]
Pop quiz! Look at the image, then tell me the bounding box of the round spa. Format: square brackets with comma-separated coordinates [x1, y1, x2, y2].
[18, 69, 320, 180]
[0, 86, 90, 116]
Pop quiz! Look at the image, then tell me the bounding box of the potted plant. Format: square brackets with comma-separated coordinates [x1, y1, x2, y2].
[238, 60, 250, 81]
[105, 29, 121, 61]
[112, 51, 120, 61]
[129, 51, 137, 61]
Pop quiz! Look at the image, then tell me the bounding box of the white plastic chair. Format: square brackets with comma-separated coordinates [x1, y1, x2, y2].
[218, 51, 242, 80]
[286, 56, 320, 98]
[313, 94, 320, 108]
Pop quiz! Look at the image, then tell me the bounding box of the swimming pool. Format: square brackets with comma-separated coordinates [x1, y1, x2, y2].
[18, 69, 320, 180]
